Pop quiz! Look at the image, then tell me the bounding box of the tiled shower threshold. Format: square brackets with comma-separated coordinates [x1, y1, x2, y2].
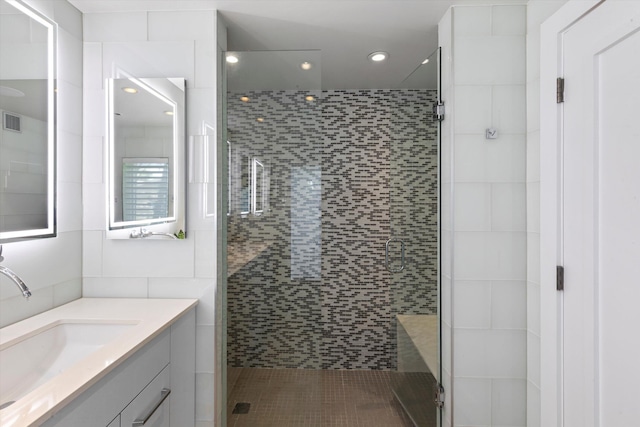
[227, 368, 431, 427]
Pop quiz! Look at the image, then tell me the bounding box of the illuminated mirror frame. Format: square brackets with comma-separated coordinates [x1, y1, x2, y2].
[0, 0, 56, 242]
[106, 76, 186, 239]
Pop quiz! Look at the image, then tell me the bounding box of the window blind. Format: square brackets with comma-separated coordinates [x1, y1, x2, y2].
[122, 158, 169, 221]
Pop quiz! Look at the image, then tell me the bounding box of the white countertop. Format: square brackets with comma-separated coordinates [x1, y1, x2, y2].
[0, 298, 197, 427]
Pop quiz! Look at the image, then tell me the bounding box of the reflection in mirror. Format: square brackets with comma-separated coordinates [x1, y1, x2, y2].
[122, 158, 169, 221]
[252, 158, 264, 215]
[239, 154, 250, 215]
[107, 77, 186, 239]
[227, 140, 231, 216]
[0, 0, 55, 242]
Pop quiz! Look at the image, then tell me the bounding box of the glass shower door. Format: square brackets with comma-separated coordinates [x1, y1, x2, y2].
[224, 46, 442, 427]
[389, 48, 442, 427]
[224, 49, 325, 426]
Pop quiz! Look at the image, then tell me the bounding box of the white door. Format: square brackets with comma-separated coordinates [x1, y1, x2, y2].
[562, 1, 640, 426]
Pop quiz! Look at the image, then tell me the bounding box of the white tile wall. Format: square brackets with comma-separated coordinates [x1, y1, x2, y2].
[83, 12, 148, 42]
[442, 5, 527, 426]
[492, 379, 527, 425]
[455, 38, 526, 85]
[454, 134, 526, 184]
[492, 5, 527, 36]
[81, 9, 219, 425]
[454, 85, 493, 133]
[455, 378, 493, 425]
[491, 183, 526, 231]
[454, 184, 492, 231]
[491, 281, 527, 330]
[454, 231, 526, 281]
[492, 85, 526, 133]
[83, 277, 149, 297]
[147, 11, 216, 41]
[453, 280, 492, 329]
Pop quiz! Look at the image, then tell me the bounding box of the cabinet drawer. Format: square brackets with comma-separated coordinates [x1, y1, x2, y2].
[121, 364, 171, 427]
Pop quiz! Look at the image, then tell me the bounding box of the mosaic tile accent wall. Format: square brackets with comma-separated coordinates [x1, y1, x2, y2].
[227, 89, 438, 370]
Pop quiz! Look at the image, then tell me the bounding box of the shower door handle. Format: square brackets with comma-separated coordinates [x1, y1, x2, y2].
[385, 238, 405, 273]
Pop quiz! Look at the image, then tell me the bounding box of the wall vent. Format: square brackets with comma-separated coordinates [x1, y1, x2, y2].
[2, 112, 22, 132]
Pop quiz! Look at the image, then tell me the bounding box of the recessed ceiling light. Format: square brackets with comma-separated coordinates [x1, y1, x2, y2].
[300, 61, 313, 71]
[226, 55, 239, 64]
[240, 96, 250, 102]
[256, 117, 264, 123]
[164, 110, 174, 116]
[422, 58, 430, 65]
[305, 95, 315, 102]
[122, 87, 138, 94]
[368, 51, 389, 62]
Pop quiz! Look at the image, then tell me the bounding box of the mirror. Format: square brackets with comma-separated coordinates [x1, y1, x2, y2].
[0, 0, 56, 242]
[107, 77, 186, 239]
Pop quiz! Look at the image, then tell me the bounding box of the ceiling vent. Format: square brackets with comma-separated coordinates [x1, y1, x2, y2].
[2, 111, 21, 132]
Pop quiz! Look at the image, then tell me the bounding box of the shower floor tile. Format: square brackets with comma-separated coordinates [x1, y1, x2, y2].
[227, 368, 421, 427]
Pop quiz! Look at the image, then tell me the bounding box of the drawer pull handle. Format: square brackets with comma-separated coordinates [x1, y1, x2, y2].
[132, 388, 171, 426]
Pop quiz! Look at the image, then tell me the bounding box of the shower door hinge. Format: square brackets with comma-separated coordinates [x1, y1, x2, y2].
[557, 77, 565, 103]
[434, 383, 445, 409]
[433, 101, 445, 122]
[557, 265, 564, 291]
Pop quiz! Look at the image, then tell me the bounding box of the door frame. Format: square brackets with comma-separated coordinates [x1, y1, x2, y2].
[539, 1, 603, 426]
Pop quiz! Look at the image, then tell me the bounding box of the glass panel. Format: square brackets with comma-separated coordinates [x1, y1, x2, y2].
[391, 48, 442, 427]
[224, 48, 441, 427]
[225, 51, 323, 394]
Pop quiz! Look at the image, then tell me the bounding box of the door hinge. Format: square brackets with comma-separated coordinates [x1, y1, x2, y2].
[433, 101, 445, 122]
[557, 265, 564, 291]
[434, 383, 445, 409]
[557, 77, 565, 103]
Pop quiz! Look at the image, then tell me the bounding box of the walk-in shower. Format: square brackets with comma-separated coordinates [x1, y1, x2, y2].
[223, 47, 441, 427]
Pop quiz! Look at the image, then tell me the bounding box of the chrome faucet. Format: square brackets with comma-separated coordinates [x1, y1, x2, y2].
[0, 245, 31, 299]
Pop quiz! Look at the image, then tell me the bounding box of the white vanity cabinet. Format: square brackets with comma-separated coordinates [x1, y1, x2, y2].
[120, 365, 171, 427]
[41, 308, 195, 427]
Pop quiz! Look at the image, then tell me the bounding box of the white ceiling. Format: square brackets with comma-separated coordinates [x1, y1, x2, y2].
[69, 0, 524, 90]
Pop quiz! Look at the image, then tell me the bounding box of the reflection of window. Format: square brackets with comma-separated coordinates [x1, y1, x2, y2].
[240, 155, 251, 215]
[122, 158, 169, 221]
[227, 141, 231, 216]
[252, 158, 264, 215]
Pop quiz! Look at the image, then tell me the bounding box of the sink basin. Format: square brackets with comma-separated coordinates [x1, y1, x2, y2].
[0, 320, 136, 405]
